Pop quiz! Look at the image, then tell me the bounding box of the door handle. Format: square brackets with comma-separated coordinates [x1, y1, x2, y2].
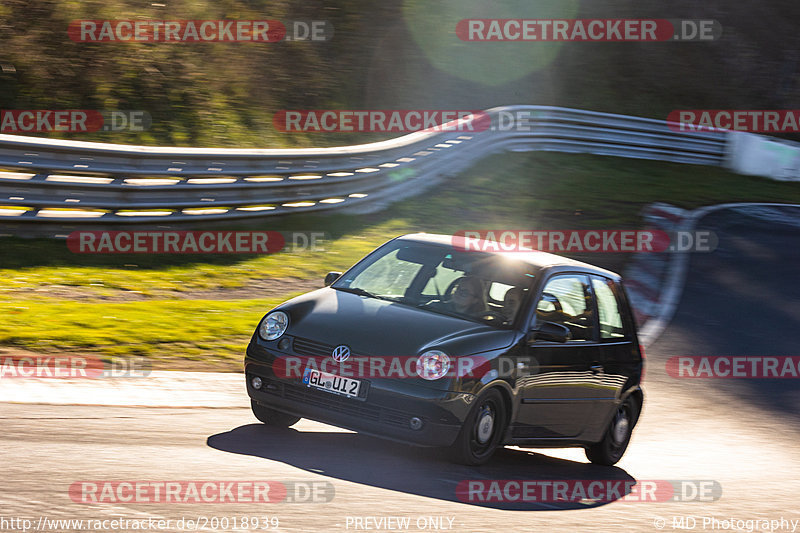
[590, 364, 604, 374]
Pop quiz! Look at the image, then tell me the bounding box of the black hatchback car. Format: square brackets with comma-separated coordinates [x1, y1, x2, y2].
[245, 233, 644, 465]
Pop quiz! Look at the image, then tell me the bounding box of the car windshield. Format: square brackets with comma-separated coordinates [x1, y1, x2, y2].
[332, 240, 537, 326]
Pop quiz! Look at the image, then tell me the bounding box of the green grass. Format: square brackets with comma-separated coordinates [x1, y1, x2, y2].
[0, 296, 299, 370]
[0, 222, 403, 294]
[2, 151, 800, 368]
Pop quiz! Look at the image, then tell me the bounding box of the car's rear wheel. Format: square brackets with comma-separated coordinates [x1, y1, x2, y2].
[585, 396, 638, 466]
[251, 400, 301, 427]
[450, 389, 506, 465]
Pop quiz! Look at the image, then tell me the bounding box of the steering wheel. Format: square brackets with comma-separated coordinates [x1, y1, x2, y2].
[442, 277, 462, 302]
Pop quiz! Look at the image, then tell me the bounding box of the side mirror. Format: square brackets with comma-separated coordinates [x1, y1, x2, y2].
[529, 321, 572, 344]
[324, 271, 342, 287]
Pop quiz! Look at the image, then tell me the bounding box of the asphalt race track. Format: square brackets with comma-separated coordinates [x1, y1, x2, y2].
[1, 207, 799, 533]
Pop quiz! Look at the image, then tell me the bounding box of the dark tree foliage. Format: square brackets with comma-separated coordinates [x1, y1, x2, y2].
[0, 0, 797, 146]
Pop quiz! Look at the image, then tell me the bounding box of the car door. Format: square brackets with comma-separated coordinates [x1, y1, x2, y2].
[590, 275, 640, 433]
[514, 273, 604, 439]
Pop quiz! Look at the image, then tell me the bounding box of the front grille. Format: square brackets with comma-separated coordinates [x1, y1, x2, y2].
[380, 409, 411, 428]
[253, 375, 416, 428]
[291, 336, 367, 359]
[292, 337, 336, 358]
[283, 381, 381, 421]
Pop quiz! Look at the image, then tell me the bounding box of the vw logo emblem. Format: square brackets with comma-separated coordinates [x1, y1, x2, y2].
[332, 345, 351, 362]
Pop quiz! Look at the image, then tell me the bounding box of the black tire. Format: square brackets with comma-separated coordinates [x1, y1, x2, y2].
[450, 389, 507, 466]
[251, 400, 301, 427]
[585, 396, 638, 466]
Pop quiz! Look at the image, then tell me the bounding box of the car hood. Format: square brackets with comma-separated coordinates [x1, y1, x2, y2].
[276, 287, 515, 357]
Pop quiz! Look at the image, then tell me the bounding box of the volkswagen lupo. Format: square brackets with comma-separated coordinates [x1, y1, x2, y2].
[245, 234, 644, 465]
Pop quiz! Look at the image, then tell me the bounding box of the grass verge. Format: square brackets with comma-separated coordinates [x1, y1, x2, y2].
[0, 296, 300, 371]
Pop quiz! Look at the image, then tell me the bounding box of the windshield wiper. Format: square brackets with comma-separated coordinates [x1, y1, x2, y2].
[336, 287, 406, 303]
[416, 300, 469, 320]
[334, 286, 378, 298]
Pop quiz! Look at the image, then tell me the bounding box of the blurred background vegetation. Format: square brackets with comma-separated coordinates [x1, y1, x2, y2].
[1, 0, 799, 147]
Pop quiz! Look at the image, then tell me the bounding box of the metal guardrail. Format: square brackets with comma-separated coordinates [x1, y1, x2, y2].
[0, 105, 727, 229]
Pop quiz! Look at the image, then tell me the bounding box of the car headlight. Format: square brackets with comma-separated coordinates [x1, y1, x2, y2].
[416, 350, 451, 380]
[259, 311, 289, 341]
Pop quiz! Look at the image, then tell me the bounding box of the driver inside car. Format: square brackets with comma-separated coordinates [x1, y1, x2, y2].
[450, 275, 488, 316]
[502, 286, 524, 322]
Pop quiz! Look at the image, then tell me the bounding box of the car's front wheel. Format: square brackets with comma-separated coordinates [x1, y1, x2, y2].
[585, 396, 639, 466]
[450, 388, 507, 465]
[251, 400, 301, 427]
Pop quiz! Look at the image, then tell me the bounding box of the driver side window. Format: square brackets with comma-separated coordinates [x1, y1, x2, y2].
[535, 275, 596, 342]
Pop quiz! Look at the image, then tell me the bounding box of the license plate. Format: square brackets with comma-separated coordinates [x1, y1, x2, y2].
[302, 367, 361, 398]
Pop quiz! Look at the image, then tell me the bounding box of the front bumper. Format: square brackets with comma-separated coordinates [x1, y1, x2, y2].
[245, 343, 475, 447]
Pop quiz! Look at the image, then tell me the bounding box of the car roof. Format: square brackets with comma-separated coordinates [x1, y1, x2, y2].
[395, 233, 621, 279]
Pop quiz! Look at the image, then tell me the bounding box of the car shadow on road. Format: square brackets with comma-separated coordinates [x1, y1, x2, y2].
[207, 424, 636, 511]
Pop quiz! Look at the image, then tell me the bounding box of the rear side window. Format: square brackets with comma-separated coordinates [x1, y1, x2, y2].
[592, 277, 625, 339]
